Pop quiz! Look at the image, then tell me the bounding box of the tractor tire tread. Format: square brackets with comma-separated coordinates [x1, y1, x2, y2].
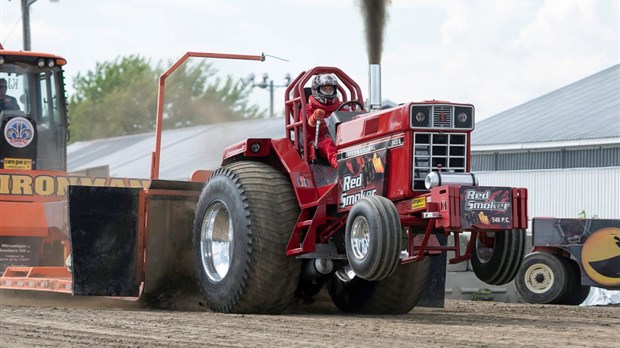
[327, 257, 430, 314]
[194, 161, 300, 314]
[472, 229, 525, 286]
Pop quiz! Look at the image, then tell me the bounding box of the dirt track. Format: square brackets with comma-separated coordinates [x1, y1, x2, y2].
[1, 292, 618, 348]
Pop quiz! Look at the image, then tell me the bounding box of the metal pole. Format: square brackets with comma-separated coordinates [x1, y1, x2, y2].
[21, 0, 42, 51]
[21, 0, 32, 51]
[269, 80, 274, 117]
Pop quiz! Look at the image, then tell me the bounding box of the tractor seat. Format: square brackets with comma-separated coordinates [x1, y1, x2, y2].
[304, 87, 312, 102]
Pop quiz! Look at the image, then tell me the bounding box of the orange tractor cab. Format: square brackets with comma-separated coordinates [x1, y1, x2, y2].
[66, 53, 529, 314]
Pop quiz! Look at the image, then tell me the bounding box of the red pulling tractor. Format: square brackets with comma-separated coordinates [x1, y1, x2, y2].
[66, 54, 528, 314]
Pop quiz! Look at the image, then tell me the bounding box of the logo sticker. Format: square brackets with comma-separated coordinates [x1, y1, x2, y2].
[3, 158, 32, 170]
[4, 117, 34, 148]
[412, 197, 426, 210]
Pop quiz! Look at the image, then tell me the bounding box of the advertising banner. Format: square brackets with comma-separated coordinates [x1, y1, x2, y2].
[0, 237, 41, 272]
[460, 186, 513, 229]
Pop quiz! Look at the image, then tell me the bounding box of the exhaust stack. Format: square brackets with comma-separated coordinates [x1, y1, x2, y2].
[369, 64, 382, 110]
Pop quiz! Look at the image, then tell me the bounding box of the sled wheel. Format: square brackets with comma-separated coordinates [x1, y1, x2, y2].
[471, 229, 525, 285]
[558, 259, 591, 305]
[514, 252, 571, 304]
[345, 195, 401, 281]
[326, 257, 430, 314]
[193, 161, 300, 314]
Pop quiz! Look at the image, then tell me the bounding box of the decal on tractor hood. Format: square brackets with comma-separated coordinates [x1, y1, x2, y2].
[4, 117, 34, 148]
[338, 147, 388, 210]
[337, 135, 404, 161]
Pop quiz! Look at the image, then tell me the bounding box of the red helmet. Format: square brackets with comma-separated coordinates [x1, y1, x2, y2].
[311, 74, 338, 105]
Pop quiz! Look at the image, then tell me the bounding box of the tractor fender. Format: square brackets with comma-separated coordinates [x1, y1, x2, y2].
[222, 138, 273, 164]
[222, 138, 322, 208]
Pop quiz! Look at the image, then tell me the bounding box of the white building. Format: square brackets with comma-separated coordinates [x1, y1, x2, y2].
[471, 64, 619, 220]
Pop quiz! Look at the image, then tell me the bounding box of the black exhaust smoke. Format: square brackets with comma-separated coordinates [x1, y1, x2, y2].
[359, 0, 390, 64]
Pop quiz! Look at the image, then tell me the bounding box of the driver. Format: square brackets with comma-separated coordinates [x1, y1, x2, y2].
[0, 78, 20, 112]
[307, 73, 344, 168]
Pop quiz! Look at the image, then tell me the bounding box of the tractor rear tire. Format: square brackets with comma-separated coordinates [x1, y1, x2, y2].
[345, 195, 401, 281]
[515, 252, 570, 304]
[326, 257, 430, 314]
[471, 229, 525, 285]
[193, 161, 300, 314]
[558, 258, 591, 305]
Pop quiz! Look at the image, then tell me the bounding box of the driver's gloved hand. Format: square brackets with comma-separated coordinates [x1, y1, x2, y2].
[309, 109, 325, 126]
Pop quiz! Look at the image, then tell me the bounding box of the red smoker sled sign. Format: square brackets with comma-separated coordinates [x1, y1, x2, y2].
[460, 187, 513, 229]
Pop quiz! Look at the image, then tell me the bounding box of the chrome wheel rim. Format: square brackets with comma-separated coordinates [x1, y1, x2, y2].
[200, 201, 233, 282]
[335, 265, 356, 282]
[350, 216, 370, 260]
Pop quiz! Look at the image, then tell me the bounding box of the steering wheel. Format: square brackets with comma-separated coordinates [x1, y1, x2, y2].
[335, 100, 365, 112]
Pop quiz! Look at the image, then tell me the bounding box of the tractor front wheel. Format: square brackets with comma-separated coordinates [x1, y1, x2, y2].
[471, 229, 525, 285]
[345, 195, 401, 281]
[193, 161, 300, 314]
[326, 257, 430, 314]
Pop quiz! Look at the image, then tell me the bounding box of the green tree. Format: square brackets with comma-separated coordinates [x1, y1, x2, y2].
[69, 55, 157, 141]
[162, 60, 263, 128]
[69, 55, 264, 141]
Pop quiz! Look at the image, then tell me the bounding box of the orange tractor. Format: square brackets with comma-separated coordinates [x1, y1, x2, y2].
[0, 46, 148, 293]
[0, 46, 71, 291]
[2, 49, 529, 314]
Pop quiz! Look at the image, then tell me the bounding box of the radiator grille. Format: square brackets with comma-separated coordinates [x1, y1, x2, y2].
[413, 132, 468, 190]
[433, 106, 452, 127]
[410, 104, 474, 129]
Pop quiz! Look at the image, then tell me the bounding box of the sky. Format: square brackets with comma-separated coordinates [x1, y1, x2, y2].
[0, 0, 618, 122]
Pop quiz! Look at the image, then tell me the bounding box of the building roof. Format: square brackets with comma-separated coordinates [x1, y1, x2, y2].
[68, 117, 284, 180]
[472, 64, 620, 148]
